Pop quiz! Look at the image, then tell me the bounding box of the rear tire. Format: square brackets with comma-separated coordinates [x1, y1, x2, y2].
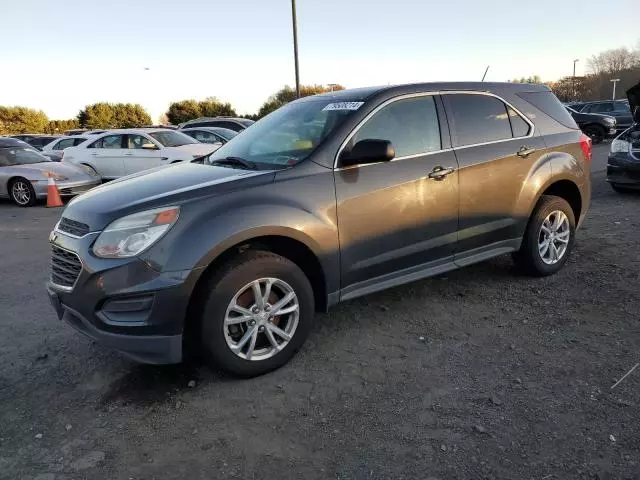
[583, 125, 605, 144]
[198, 250, 315, 377]
[513, 195, 576, 277]
[9, 178, 36, 207]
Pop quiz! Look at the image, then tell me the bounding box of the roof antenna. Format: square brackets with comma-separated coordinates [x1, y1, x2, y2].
[481, 65, 490, 82]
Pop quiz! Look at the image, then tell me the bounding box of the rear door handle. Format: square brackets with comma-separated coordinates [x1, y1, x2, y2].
[428, 166, 455, 180]
[517, 146, 537, 158]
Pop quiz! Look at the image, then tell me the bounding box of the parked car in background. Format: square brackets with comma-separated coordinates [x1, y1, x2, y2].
[565, 106, 616, 144]
[9, 135, 61, 150]
[43, 135, 93, 154]
[64, 129, 108, 136]
[178, 117, 254, 132]
[47, 82, 591, 376]
[62, 128, 218, 179]
[181, 126, 238, 145]
[0, 137, 100, 206]
[572, 100, 633, 132]
[607, 84, 640, 192]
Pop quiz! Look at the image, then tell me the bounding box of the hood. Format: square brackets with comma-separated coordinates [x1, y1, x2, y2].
[169, 143, 220, 156]
[62, 162, 274, 229]
[7, 161, 95, 181]
[627, 82, 640, 122]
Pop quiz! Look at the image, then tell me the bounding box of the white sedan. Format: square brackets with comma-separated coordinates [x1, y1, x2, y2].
[62, 129, 219, 179]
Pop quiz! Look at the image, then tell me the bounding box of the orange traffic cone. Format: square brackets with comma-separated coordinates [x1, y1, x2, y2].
[46, 173, 64, 208]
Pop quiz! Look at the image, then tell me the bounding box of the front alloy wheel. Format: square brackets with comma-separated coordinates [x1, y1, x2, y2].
[224, 278, 300, 361]
[10, 178, 36, 207]
[199, 250, 314, 377]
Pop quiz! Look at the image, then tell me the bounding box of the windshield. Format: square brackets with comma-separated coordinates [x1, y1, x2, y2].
[149, 131, 198, 147]
[205, 100, 357, 168]
[0, 146, 50, 165]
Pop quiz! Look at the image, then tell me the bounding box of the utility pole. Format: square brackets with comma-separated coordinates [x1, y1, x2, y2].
[291, 0, 300, 99]
[610, 78, 621, 100]
[572, 59, 579, 100]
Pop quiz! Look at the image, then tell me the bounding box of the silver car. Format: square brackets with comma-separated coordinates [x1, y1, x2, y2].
[0, 138, 100, 207]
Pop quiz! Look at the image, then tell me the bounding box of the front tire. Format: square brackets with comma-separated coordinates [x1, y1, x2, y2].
[583, 125, 605, 144]
[513, 195, 576, 277]
[9, 178, 36, 207]
[199, 251, 315, 377]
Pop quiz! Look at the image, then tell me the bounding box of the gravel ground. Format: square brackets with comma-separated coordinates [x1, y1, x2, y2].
[1, 145, 639, 480]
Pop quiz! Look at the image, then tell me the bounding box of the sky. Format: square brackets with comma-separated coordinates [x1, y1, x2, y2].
[2, 0, 639, 122]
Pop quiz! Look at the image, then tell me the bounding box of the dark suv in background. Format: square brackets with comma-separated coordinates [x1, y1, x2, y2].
[178, 116, 254, 132]
[47, 82, 591, 377]
[607, 83, 640, 192]
[565, 106, 617, 144]
[573, 100, 633, 132]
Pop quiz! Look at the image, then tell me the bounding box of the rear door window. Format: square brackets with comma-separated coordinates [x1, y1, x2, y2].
[590, 102, 614, 113]
[445, 94, 513, 147]
[89, 135, 124, 149]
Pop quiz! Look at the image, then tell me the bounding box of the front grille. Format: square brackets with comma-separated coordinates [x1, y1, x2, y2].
[51, 245, 82, 288]
[58, 217, 90, 237]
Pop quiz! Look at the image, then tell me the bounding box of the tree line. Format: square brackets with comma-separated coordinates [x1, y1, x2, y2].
[1, 41, 638, 135]
[514, 45, 640, 102]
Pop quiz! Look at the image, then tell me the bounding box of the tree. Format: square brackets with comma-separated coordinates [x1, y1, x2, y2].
[0, 106, 49, 134]
[511, 75, 542, 84]
[587, 47, 640, 75]
[157, 113, 170, 125]
[199, 97, 237, 117]
[166, 100, 202, 125]
[45, 119, 80, 134]
[257, 84, 345, 118]
[165, 98, 237, 125]
[77, 103, 151, 129]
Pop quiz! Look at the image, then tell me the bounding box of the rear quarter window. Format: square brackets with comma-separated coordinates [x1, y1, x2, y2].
[518, 91, 579, 129]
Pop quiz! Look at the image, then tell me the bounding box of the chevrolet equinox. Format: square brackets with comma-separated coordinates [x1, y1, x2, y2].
[47, 82, 591, 377]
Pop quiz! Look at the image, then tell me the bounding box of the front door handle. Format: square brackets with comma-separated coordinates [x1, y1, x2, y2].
[517, 146, 537, 158]
[428, 166, 455, 180]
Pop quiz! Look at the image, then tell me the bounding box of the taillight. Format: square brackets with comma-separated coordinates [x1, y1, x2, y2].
[579, 133, 592, 162]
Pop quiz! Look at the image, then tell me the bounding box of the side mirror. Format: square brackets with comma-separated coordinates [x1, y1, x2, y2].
[142, 142, 157, 150]
[340, 139, 395, 167]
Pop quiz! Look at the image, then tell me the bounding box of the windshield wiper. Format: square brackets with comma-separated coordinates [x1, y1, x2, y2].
[210, 156, 257, 170]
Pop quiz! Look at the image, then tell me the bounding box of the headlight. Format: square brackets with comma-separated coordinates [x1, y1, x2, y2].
[42, 171, 68, 181]
[604, 117, 616, 125]
[93, 206, 180, 258]
[611, 139, 630, 153]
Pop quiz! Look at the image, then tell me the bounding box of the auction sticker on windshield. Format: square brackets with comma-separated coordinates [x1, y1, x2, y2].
[322, 102, 364, 111]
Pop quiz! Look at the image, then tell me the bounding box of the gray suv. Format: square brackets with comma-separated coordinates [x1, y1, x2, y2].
[47, 82, 591, 376]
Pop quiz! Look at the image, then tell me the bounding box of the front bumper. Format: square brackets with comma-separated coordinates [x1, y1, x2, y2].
[46, 230, 203, 364]
[607, 153, 640, 187]
[34, 179, 101, 198]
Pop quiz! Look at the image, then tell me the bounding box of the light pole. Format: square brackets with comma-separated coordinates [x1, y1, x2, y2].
[572, 59, 579, 101]
[610, 78, 621, 100]
[291, 0, 300, 99]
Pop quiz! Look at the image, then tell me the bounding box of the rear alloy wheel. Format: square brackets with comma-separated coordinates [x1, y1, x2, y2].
[583, 125, 605, 144]
[513, 195, 576, 276]
[199, 251, 314, 377]
[10, 178, 36, 207]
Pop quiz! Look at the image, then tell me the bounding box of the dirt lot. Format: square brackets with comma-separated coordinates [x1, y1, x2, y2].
[1, 145, 639, 480]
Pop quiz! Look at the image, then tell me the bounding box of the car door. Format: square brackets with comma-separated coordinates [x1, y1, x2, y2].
[334, 94, 459, 296]
[85, 134, 126, 179]
[441, 92, 547, 263]
[123, 134, 164, 175]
